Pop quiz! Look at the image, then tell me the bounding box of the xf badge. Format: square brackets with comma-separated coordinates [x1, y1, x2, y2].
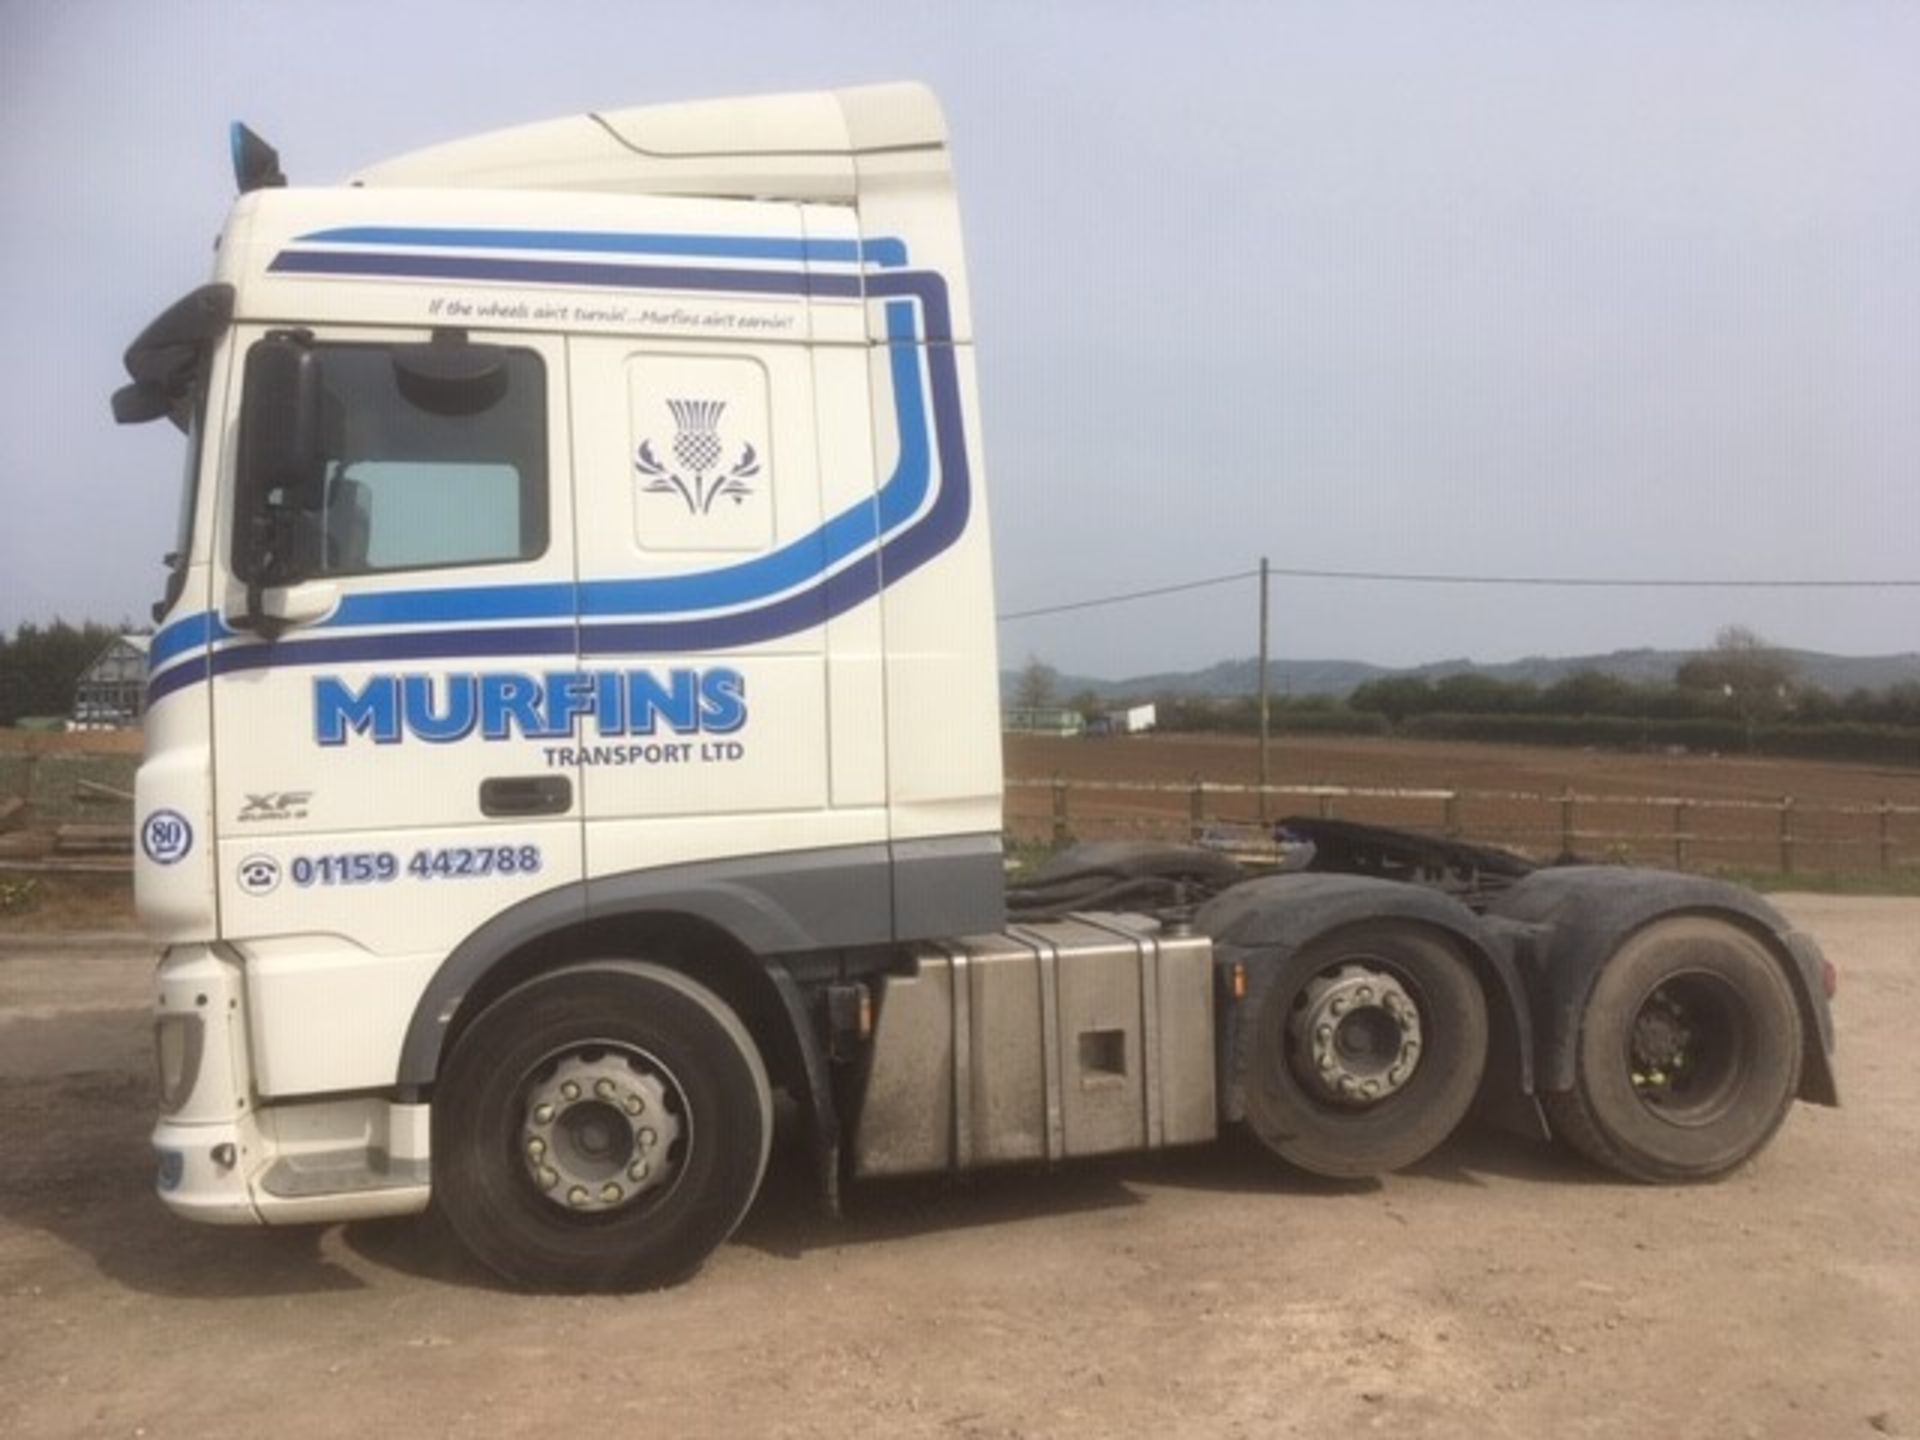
[238, 791, 312, 823]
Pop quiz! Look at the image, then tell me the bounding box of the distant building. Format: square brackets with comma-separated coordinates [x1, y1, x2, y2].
[1086, 703, 1158, 738]
[1001, 706, 1086, 738]
[70, 634, 149, 730]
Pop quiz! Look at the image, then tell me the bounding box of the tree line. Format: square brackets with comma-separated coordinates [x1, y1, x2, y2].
[1020, 628, 1920, 765]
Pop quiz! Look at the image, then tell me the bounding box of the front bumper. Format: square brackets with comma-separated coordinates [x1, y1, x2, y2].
[149, 943, 431, 1225]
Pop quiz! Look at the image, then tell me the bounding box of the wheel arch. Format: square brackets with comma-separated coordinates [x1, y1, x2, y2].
[1485, 867, 1838, 1107]
[1196, 872, 1534, 1124]
[398, 883, 840, 1186]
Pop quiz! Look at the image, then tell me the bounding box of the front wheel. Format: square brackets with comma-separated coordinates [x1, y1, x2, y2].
[1240, 922, 1489, 1178]
[434, 961, 772, 1292]
[1545, 917, 1803, 1183]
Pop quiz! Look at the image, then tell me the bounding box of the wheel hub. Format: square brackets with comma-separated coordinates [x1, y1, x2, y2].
[1631, 993, 1692, 1079]
[522, 1051, 683, 1213]
[1628, 977, 1743, 1117]
[1290, 964, 1423, 1106]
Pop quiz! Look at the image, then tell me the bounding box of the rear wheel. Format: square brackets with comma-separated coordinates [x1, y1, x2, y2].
[434, 961, 772, 1292]
[1545, 917, 1802, 1182]
[1240, 922, 1488, 1178]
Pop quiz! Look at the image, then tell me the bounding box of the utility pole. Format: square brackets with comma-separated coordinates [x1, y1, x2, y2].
[1258, 555, 1271, 823]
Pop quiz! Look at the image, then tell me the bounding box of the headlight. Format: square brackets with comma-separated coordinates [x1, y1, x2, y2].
[154, 1013, 205, 1114]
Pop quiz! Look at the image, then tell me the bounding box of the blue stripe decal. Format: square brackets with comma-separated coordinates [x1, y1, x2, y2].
[147, 267, 964, 703]
[149, 610, 224, 671]
[299, 226, 866, 265]
[269, 249, 866, 299]
[150, 654, 210, 701]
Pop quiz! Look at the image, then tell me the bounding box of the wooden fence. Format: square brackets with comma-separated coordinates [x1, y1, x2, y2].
[1006, 775, 1919, 874]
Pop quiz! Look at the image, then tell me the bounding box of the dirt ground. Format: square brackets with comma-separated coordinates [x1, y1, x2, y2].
[1, 896, 1914, 1440]
[1006, 732, 1920, 872]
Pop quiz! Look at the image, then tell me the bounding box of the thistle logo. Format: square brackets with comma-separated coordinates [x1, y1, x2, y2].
[634, 398, 760, 515]
[313, 667, 747, 746]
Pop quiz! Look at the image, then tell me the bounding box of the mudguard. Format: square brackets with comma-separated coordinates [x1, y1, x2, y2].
[395, 876, 846, 1207]
[1195, 872, 1535, 1122]
[1484, 867, 1838, 1105]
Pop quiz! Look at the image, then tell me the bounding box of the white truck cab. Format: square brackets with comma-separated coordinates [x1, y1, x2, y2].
[119, 85, 1837, 1291]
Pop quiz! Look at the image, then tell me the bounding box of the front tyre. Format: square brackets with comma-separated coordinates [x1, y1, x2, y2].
[1545, 917, 1802, 1183]
[434, 961, 772, 1292]
[1240, 922, 1488, 1178]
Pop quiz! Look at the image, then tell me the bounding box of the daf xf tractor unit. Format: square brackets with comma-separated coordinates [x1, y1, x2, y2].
[113, 84, 1838, 1290]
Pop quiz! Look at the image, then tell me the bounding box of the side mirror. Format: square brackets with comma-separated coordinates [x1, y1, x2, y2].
[238, 334, 325, 522]
[112, 382, 176, 426]
[234, 333, 326, 633]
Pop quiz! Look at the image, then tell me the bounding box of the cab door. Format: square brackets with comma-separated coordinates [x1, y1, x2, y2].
[569, 326, 872, 880]
[208, 326, 582, 972]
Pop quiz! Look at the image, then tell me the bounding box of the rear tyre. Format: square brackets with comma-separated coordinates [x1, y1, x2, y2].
[1240, 922, 1488, 1178]
[434, 961, 772, 1292]
[1545, 917, 1802, 1183]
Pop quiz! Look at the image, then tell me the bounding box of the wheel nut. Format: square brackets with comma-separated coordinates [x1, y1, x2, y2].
[567, 1185, 589, 1207]
[539, 1167, 559, 1190]
[628, 1161, 650, 1182]
[1356, 985, 1374, 1003]
[533, 1103, 554, 1125]
[601, 1182, 623, 1203]
[526, 1137, 546, 1159]
[638, 1127, 657, 1150]
[624, 1094, 644, 1115]
[561, 1081, 581, 1101]
[595, 1078, 615, 1099]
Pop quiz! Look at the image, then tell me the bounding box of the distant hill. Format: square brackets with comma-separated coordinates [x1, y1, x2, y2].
[1011, 647, 1920, 703]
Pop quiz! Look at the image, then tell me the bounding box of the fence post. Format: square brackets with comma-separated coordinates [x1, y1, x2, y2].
[1672, 801, 1690, 870]
[1559, 786, 1576, 858]
[1051, 773, 1070, 845]
[1189, 774, 1205, 843]
[1778, 795, 1795, 875]
[1317, 782, 1333, 820]
[1443, 789, 1460, 838]
[1882, 800, 1895, 873]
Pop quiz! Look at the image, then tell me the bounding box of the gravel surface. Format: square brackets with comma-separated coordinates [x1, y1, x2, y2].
[2, 896, 1914, 1440]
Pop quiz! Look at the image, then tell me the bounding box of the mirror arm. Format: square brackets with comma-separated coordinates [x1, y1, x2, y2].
[236, 513, 293, 640]
[242, 576, 287, 640]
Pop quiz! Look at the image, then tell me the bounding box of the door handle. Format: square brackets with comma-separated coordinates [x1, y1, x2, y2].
[479, 775, 573, 817]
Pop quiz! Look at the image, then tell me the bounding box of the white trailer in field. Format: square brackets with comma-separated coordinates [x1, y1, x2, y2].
[116, 85, 1836, 1290]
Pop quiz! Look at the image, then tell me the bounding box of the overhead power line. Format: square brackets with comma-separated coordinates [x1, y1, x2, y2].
[996, 564, 1920, 622]
[1258, 565, 1920, 590]
[995, 569, 1259, 621]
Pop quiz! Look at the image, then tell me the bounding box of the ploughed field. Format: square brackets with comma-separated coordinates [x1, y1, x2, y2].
[1005, 732, 1920, 874]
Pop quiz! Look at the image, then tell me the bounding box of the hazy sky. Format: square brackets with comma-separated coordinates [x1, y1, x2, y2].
[2, 0, 1915, 677]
